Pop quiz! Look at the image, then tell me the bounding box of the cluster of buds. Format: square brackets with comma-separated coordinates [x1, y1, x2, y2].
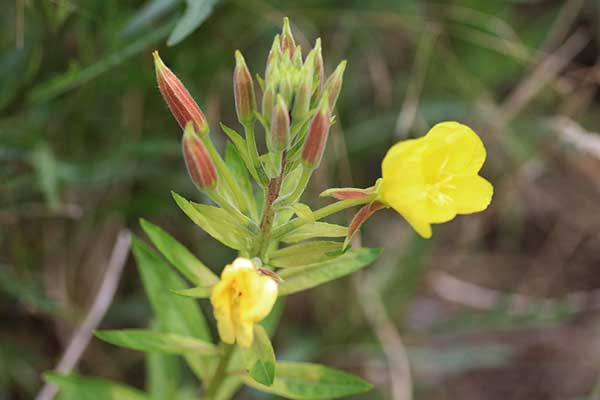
[154, 18, 348, 221]
[233, 18, 346, 177]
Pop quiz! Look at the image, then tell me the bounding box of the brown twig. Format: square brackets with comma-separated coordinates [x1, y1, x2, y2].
[35, 230, 131, 400]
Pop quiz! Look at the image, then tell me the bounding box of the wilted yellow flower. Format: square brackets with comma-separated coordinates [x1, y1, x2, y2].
[378, 121, 493, 238]
[211, 258, 278, 347]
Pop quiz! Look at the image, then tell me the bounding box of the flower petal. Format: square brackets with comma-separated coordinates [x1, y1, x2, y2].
[426, 121, 486, 175]
[447, 175, 493, 214]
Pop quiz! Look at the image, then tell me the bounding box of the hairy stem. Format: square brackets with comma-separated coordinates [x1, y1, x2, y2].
[255, 151, 287, 259]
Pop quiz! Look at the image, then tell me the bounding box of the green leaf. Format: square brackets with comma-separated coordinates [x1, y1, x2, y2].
[280, 222, 347, 243]
[220, 123, 250, 165]
[278, 248, 381, 295]
[146, 321, 180, 400]
[242, 362, 372, 399]
[132, 237, 213, 382]
[291, 203, 315, 224]
[95, 329, 220, 356]
[167, 0, 219, 46]
[45, 373, 151, 400]
[140, 219, 218, 286]
[240, 325, 276, 386]
[270, 241, 343, 268]
[172, 191, 250, 250]
[225, 142, 257, 219]
[172, 285, 213, 298]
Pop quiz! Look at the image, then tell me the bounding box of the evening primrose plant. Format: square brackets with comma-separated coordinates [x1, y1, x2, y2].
[45, 18, 492, 400]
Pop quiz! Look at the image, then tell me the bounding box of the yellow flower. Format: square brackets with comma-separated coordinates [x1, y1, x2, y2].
[379, 121, 493, 238]
[210, 258, 278, 347]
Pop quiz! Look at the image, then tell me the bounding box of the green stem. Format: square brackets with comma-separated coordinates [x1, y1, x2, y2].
[244, 123, 269, 187]
[204, 344, 234, 400]
[271, 196, 376, 240]
[203, 136, 252, 217]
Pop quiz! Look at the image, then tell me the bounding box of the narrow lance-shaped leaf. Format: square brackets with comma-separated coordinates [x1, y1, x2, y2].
[225, 142, 257, 219]
[140, 218, 218, 286]
[132, 237, 213, 382]
[270, 241, 343, 268]
[44, 373, 152, 400]
[278, 247, 381, 295]
[95, 329, 221, 356]
[146, 320, 180, 400]
[240, 325, 276, 386]
[172, 191, 250, 251]
[280, 222, 347, 243]
[242, 362, 372, 399]
[172, 285, 213, 299]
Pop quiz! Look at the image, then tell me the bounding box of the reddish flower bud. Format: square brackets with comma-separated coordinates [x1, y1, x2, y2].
[280, 17, 296, 60]
[320, 186, 375, 200]
[153, 51, 208, 135]
[234, 51, 257, 125]
[182, 123, 217, 189]
[269, 95, 290, 152]
[323, 60, 346, 109]
[301, 96, 331, 168]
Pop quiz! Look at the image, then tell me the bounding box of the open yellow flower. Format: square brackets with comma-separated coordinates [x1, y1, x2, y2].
[379, 121, 493, 238]
[211, 258, 278, 347]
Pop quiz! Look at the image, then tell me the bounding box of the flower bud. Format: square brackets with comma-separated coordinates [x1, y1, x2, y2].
[265, 35, 280, 86]
[313, 39, 325, 93]
[262, 85, 275, 121]
[234, 50, 257, 125]
[182, 123, 217, 189]
[153, 51, 208, 135]
[292, 74, 312, 123]
[269, 95, 290, 152]
[292, 51, 315, 122]
[323, 60, 346, 109]
[280, 17, 296, 60]
[301, 95, 331, 168]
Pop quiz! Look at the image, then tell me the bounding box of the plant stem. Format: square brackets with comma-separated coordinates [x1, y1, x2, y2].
[271, 196, 376, 240]
[204, 344, 234, 400]
[255, 151, 287, 259]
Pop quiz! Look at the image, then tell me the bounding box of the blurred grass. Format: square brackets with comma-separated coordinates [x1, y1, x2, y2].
[2, 0, 600, 399]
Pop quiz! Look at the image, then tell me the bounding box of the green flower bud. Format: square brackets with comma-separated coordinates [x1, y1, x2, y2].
[280, 17, 296, 60]
[323, 60, 346, 110]
[313, 39, 325, 94]
[262, 85, 276, 122]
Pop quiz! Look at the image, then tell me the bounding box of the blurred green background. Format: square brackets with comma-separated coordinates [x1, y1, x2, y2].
[2, 0, 600, 399]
